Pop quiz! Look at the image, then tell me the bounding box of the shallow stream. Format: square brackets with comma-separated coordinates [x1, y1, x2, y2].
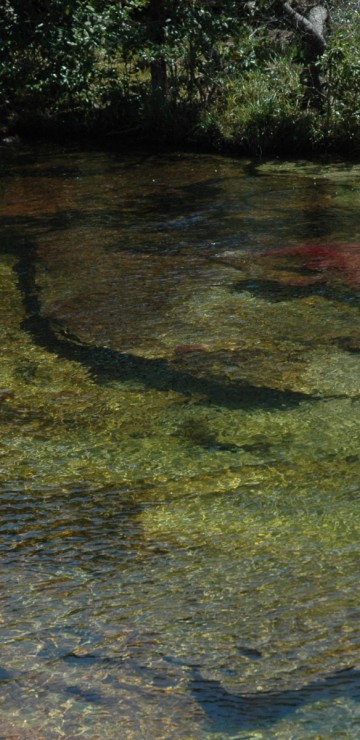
[0, 145, 360, 738]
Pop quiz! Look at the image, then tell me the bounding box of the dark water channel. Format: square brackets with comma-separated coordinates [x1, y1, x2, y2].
[1, 145, 360, 738]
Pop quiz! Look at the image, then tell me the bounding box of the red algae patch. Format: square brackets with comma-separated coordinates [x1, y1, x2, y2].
[267, 243, 360, 288]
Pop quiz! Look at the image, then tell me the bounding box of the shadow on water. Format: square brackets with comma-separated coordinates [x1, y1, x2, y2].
[233, 278, 359, 305]
[186, 664, 360, 733]
[6, 231, 323, 411]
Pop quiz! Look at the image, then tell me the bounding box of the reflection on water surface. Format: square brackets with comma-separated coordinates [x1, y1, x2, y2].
[0, 146, 360, 738]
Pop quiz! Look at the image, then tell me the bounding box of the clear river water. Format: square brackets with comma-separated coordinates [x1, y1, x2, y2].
[0, 144, 360, 738]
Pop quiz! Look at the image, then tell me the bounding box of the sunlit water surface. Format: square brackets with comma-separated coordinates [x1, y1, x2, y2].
[0, 146, 360, 738]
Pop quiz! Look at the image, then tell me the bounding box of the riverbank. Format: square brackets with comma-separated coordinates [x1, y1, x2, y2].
[2, 114, 359, 162]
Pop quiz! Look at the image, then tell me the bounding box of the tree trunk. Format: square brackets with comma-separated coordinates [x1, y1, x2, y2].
[281, 1, 329, 99]
[147, 0, 167, 112]
[282, 2, 328, 53]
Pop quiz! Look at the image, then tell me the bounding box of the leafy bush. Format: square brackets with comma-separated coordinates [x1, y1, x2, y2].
[196, 38, 321, 155]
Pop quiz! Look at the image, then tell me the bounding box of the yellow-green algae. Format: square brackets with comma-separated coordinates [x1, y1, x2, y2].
[256, 159, 360, 181]
[1, 251, 360, 498]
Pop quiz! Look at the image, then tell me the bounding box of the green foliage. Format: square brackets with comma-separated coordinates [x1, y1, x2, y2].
[196, 49, 320, 155]
[322, 14, 360, 152]
[0, 1, 107, 130]
[0, 0, 360, 153]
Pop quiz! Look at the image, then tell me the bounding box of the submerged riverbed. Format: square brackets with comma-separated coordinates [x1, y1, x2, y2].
[0, 145, 360, 738]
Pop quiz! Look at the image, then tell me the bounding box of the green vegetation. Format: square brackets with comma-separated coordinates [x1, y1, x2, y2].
[1, 0, 360, 155]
